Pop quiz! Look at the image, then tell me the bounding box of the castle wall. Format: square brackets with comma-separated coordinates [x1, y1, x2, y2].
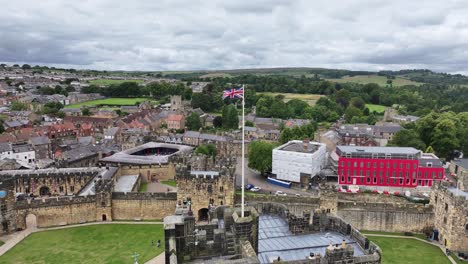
[336, 201, 434, 233]
[431, 183, 468, 252]
[118, 164, 176, 183]
[111, 192, 177, 220]
[15, 196, 98, 228]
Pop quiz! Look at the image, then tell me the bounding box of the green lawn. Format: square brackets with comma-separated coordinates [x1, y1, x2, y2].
[0, 224, 164, 264]
[257, 92, 324, 106]
[89, 79, 144, 86]
[160, 180, 177, 187]
[369, 236, 451, 264]
[65, 98, 155, 109]
[361, 230, 426, 240]
[0, 241, 4, 247]
[138, 182, 148, 192]
[365, 104, 387, 113]
[325, 74, 423, 87]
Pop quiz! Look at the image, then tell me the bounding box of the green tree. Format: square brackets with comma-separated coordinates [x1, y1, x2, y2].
[0, 120, 4, 134]
[248, 141, 277, 175]
[286, 99, 309, 117]
[195, 144, 217, 157]
[344, 106, 363, 123]
[245, 120, 254, 127]
[10, 101, 27, 111]
[186, 113, 202, 131]
[389, 129, 426, 150]
[350, 97, 366, 110]
[21, 64, 31, 70]
[213, 116, 222, 128]
[431, 119, 459, 158]
[222, 104, 239, 129]
[82, 108, 91, 116]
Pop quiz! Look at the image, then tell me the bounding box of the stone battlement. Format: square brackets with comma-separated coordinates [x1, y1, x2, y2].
[338, 200, 433, 212]
[112, 192, 177, 200]
[16, 195, 97, 209]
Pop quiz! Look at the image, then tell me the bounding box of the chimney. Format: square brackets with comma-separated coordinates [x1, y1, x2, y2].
[341, 239, 347, 248]
[303, 139, 310, 152]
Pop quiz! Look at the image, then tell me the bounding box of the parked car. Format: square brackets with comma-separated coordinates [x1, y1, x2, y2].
[275, 191, 287, 196]
[251, 187, 261, 192]
[245, 184, 254, 190]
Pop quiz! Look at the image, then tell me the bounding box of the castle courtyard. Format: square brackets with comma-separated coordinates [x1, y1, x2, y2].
[0, 224, 164, 264]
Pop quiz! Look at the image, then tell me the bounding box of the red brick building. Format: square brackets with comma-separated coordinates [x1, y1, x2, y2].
[336, 146, 444, 188]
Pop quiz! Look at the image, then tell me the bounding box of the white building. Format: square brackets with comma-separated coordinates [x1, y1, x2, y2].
[272, 140, 327, 183]
[0, 143, 36, 167]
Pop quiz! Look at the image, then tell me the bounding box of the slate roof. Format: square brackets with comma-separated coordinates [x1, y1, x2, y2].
[30, 136, 51, 145]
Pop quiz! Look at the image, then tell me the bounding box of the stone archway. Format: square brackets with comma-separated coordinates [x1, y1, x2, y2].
[26, 214, 37, 229]
[198, 208, 209, 221]
[39, 186, 50, 196]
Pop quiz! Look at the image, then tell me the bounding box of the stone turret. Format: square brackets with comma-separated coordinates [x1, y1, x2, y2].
[95, 178, 113, 221]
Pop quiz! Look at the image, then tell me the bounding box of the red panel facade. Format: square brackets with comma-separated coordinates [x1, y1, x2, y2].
[337, 156, 443, 188]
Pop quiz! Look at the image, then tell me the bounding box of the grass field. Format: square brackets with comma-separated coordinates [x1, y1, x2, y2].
[88, 79, 144, 86]
[0, 224, 164, 264]
[65, 98, 155, 109]
[368, 236, 450, 264]
[161, 180, 177, 187]
[257, 92, 324, 106]
[138, 182, 148, 192]
[365, 104, 387, 113]
[326, 75, 422, 87]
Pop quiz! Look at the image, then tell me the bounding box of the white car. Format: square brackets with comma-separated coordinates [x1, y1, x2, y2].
[275, 191, 287, 196]
[250, 187, 261, 192]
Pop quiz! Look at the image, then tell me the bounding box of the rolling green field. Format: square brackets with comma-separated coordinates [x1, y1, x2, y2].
[88, 79, 144, 86]
[369, 236, 450, 264]
[326, 75, 422, 87]
[0, 224, 164, 264]
[257, 92, 324, 106]
[65, 98, 155, 109]
[365, 104, 387, 113]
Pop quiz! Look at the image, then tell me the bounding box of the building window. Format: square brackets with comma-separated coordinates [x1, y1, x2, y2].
[366, 177, 370, 183]
[71, 186, 74, 192]
[341, 176, 345, 182]
[406, 163, 410, 169]
[360, 162, 364, 167]
[443, 217, 447, 224]
[347, 176, 351, 182]
[445, 203, 448, 211]
[427, 162, 432, 167]
[380, 162, 384, 168]
[354, 162, 357, 167]
[373, 162, 377, 168]
[59, 186, 64, 192]
[373, 178, 377, 184]
[399, 178, 403, 185]
[220, 186, 224, 192]
[367, 162, 370, 168]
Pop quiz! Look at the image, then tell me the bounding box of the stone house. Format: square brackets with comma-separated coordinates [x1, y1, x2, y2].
[29, 136, 52, 159]
[167, 114, 185, 130]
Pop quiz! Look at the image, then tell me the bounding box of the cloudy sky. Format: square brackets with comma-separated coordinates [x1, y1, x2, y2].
[1, 0, 468, 74]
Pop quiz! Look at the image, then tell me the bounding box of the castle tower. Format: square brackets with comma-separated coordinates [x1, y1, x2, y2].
[95, 178, 113, 222]
[175, 154, 236, 221]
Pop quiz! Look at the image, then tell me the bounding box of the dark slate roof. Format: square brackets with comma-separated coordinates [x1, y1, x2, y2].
[30, 136, 51, 145]
[454, 158, 468, 169]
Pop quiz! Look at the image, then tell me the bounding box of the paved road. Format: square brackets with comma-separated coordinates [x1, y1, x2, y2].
[363, 233, 457, 264]
[235, 158, 318, 196]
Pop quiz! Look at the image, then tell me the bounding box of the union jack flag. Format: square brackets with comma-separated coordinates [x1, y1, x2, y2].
[222, 86, 244, 99]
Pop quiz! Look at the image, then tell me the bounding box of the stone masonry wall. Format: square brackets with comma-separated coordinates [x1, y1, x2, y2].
[337, 201, 434, 233]
[111, 192, 177, 220]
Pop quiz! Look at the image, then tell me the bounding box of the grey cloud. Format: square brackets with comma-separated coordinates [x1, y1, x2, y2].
[0, 0, 467, 74]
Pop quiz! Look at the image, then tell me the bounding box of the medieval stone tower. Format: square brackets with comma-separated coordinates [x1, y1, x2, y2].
[95, 178, 113, 222]
[175, 154, 236, 221]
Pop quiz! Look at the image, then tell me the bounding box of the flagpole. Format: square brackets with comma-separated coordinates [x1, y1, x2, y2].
[241, 84, 245, 218]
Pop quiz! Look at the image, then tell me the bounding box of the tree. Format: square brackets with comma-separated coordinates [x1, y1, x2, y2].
[245, 120, 254, 127]
[82, 108, 91, 116]
[0, 120, 4, 134]
[248, 141, 277, 175]
[213, 116, 222, 128]
[21, 64, 31, 70]
[344, 106, 363, 123]
[186, 113, 202, 131]
[195, 144, 217, 157]
[350, 97, 366, 110]
[389, 129, 426, 150]
[286, 99, 309, 117]
[431, 119, 459, 158]
[10, 101, 27, 111]
[222, 104, 239, 129]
